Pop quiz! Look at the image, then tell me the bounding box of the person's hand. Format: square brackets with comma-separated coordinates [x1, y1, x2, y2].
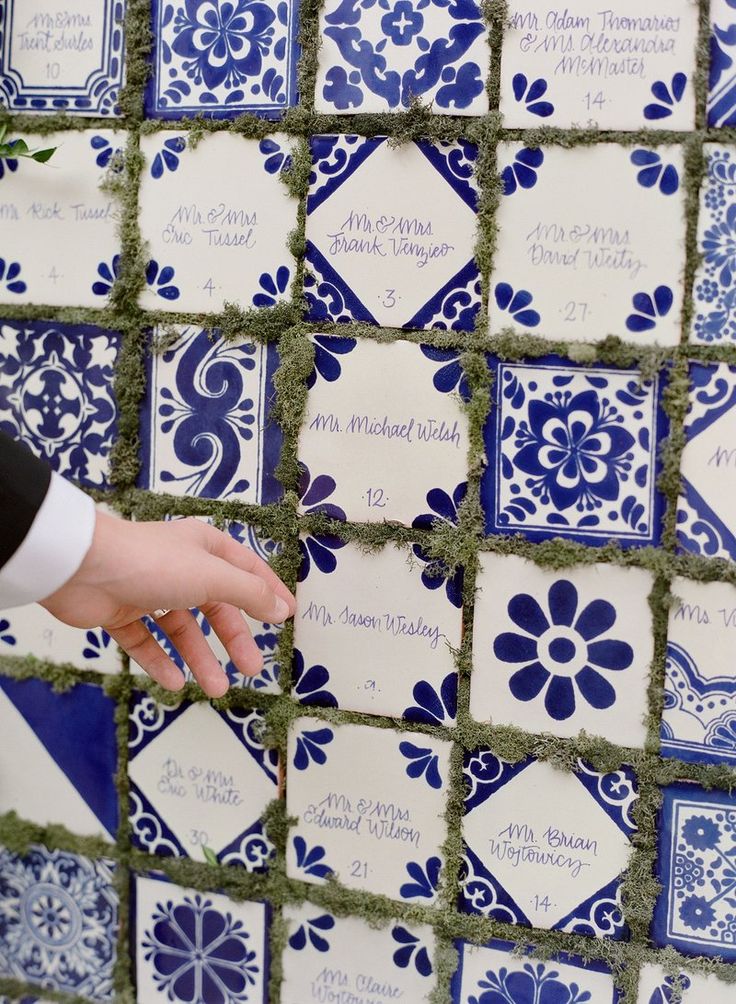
[39, 513, 295, 698]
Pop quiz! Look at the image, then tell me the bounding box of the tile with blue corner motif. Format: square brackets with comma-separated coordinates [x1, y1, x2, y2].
[0, 0, 126, 117]
[451, 938, 621, 1004]
[0, 603, 121, 674]
[482, 354, 668, 547]
[137, 131, 298, 313]
[298, 335, 469, 526]
[286, 717, 451, 902]
[282, 902, 436, 1003]
[691, 145, 736, 345]
[0, 676, 118, 842]
[304, 135, 481, 329]
[470, 553, 654, 748]
[314, 0, 490, 115]
[652, 782, 736, 961]
[490, 143, 686, 345]
[293, 538, 461, 720]
[0, 129, 123, 308]
[460, 750, 638, 939]
[499, 2, 698, 130]
[145, 0, 300, 120]
[128, 692, 277, 869]
[133, 872, 269, 1004]
[637, 963, 734, 1004]
[709, 0, 736, 127]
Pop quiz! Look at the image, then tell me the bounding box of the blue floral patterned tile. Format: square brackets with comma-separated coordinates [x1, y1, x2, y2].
[0, 676, 118, 842]
[133, 872, 268, 1003]
[709, 0, 736, 127]
[653, 782, 736, 961]
[286, 717, 451, 902]
[471, 554, 654, 747]
[637, 964, 734, 1004]
[482, 355, 668, 547]
[304, 136, 481, 329]
[491, 144, 686, 345]
[0, 844, 118, 1001]
[128, 692, 277, 868]
[461, 751, 638, 938]
[138, 325, 282, 504]
[0, 1, 126, 116]
[691, 145, 736, 345]
[314, 0, 489, 115]
[146, 0, 300, 119]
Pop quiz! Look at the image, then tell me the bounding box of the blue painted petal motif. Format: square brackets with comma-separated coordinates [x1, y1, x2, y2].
[626, 285, 674, 333]
[297, 463, 348, 581]
[90, 135, 123, 170]
[253, 265, 291, 307]
[400, 856, 441, 899]
[307, 335, 356, 388]
[92, 254, 121, 297]
[644, 72, 687, 120]
[391, 926, 433, 976]
[146, 259, 181, 300]
[150, 136, 187, 179]
[403, 673, 458, 725]
[412, 482, 467, 530]
[288, 913, 335, 951]
[292, 649, 338, 707]
[292, 725, 334, 770]
[469, 961, 595, 1004]
[259, 138, 293, 175]
[512, 73, 554, 117]
[501, 147, 544, 195]
[630, 149, 679, 195]
[494, 282, 540, 327]
[82, 629, 112, 660]
[399, 740, 443, 789]
[419, 345, 471, 400]
[0, 257, 27, 295]
[0, 618, 16, 646]
[293, 835, 333, 878]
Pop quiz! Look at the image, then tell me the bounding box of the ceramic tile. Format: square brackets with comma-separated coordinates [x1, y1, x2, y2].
[0, 1, 126, 116]
[298, 336, 469, 526]
[470, 554, 654, 747]
[490, 143, 686, 345]
[286, 717, 451, 902]
[138, 131, 297, 313]
[482, 355, 667, 547]
[282, 903, 436, 1003]
[637, 964, 734, 1004]
[304, 136, 481, 329]
[0, 844, 118, 1001]
[0, 605, 122, 674]
[133, 873, 268, 1004]
[676, 361, 736, 561]
[294, 538, 461, 720]
[709, 0, 736, 127]
[691, 145, 736, 345]
[138, 325, 281, 504]
[0, 130, 123, 308]
[128, 693, 277, 868]
[146, 0, 300, 119]
[0, 677, 118, 841]
[499, 3, 698, 130]
[314, 0, 489, 115]
[653, 782, 736, 961]
[461, 751, 638, 938]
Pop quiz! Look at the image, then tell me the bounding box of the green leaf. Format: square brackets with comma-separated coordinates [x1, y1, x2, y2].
[0, 123, 7, 146]
[11, 138, 28, 155]
[31, 147, 56, 164]
[202, 846, 219, 867]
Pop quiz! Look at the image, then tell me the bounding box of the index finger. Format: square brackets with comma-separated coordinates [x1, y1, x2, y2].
[198, 524, 296, 615]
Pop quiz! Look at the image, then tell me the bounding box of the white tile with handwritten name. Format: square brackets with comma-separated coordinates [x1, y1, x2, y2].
[637, 964, 735, 1004]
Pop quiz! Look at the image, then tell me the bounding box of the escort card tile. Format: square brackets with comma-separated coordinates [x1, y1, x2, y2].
[134, 873, 268, 1004]
[0, 604, 121, 674]
[294, 538, 461, 720]
[461, 751, 638, 938]
[499, 2, 698, 130]
[0, 1, 126, 116]
[692, 145, 736, 345]
[637, 964, 734, 1004]
[709, 0, 736, 127]
[138, 132, 298, 314]
[653, 782, 736, 962]
[0, 130, 123, 308]
[304, 136, 481, 329]
[482, 355, 667, 547]
[471, 553, 653, 747]
[282, 903, 436, 1004]
[0, 677, 118, 842]
[128, 693, 277, 868]
[490, 143, 686, 345]
[298, 336, 469, 526]
[286, 717, 451, 902]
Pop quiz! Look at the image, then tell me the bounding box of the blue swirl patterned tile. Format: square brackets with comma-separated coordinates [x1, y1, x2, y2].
[709, 0, 736, 126]
[691, 146, 736, 344]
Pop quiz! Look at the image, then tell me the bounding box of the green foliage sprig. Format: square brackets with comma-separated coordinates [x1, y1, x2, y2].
[0, 123, 55, 164]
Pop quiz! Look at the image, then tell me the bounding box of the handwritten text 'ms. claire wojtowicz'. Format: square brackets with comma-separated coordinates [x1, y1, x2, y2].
[311, 967, 405, 1004]
[326, 211, 454, 269]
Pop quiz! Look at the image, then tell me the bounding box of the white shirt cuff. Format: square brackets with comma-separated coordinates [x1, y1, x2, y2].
[0, 473, 96, 608]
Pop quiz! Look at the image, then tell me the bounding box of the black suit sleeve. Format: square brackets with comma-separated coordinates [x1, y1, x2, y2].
[0, 430, 51, 572]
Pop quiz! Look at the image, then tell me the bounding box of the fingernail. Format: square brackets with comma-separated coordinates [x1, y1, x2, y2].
[273, 596, 290, 622]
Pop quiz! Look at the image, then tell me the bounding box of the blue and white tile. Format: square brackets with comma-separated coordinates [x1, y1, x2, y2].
[451, 938, 620, 1003]
[304, 136, 481, 329]
[129, 693, 277, 868]
[134, 872, 268, 1004]
[138, 132, 297, 314]
[286, 717, 450, 902]
[0, 130, 124, 307]
[482, 355, 667, 547]
[282, 903, 436, 1003]
[138, 325, 282, 504]
[294, 538, 461, 719]
[500, 2, 698, 130]
[461, 751, 638, 938]
[490, 144, 686, 345]
[0, 0, 126, 116]
[653, 782, 736, 961]
[298, 336, 469, 525]
[637, 964, 734, 1004]
[471, 554, 654, 747]
[691, 145, 736, 345]
[0, 677, 118, 842]
[0, 605, 121, 674]
[314, 0, 489, 115]
[146, 0, 300, 119]
[0, 844, 118, 1001]
[709, 0, 736, 127]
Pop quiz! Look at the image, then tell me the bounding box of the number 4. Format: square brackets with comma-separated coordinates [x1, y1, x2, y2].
[203, 278, 215, 296]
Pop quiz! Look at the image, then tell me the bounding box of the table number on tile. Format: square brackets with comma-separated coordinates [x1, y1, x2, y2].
[637, 964, 734, 1004]
[286, 718, 450, 902]
[692, 146, 736, 345]
[491, 144, 686, 345]
[0, 605, 121, 674]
